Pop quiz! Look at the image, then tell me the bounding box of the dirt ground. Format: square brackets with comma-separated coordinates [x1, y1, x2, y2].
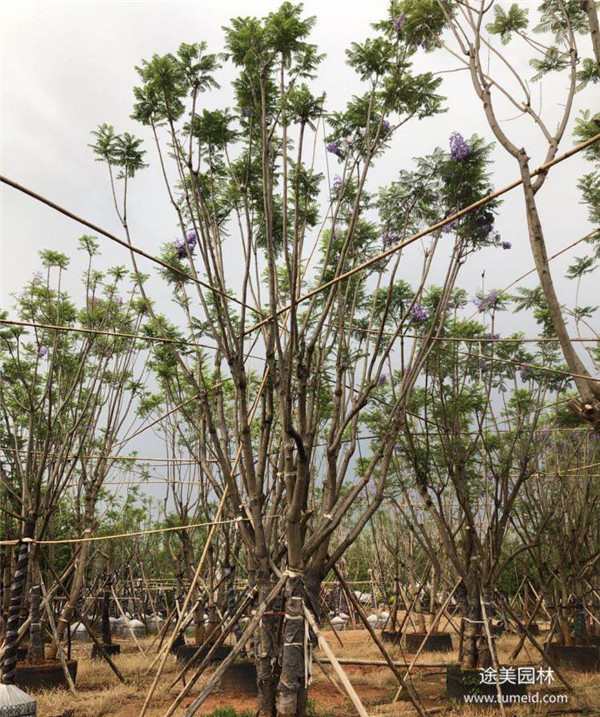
[30, 627, 600, 717]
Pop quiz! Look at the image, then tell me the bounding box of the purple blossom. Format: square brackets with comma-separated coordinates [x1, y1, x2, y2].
[173, 231, 197, 260]
[382, 229, 400, 248]
[392, 13, 407, 30]
[474, 289, 501, 313]
[479, 360, 488, 370]
[519, 364, 533, 381]
[488, 332, 500, 341]
[449, 132, 470, 161]
[410, 303, 430, 323]
[332, 174, 343, 188]
[186, 230, 198, 250]
[115, 296, 123, 305]
[501, 241, 512, 250]
[382, 119, 391, 132]
[326, 141, 343, 158]
[442, 219, 458, 234]
[38, 346, 48, 359]
[378, 374, 388, 385]
[570, 430, 582, 444]
[244, 108, 252, 117]
[538, 428, 551, 440]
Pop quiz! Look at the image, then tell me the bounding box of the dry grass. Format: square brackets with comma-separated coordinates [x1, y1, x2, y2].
[34, 639, 212, 717]
[28, 629, 600, 717]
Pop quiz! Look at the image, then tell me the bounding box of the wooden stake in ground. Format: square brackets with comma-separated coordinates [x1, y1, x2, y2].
[176, 574, 288, 717]
[302, 605, 370, 717]
[494, 590, 573, 693]
[40, 579, 77, 697]
[334, 565, 430, 717]
[393, 579, 460, 703]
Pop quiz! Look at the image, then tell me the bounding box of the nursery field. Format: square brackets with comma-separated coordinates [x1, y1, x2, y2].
[34, 629, 600, 717]
[2, 1, 600, 716]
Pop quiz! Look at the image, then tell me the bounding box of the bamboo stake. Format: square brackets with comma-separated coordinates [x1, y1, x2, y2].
[480, 594, 507, 717]
[41, 580, 77, 697]
[302, 605, 370, 717]
[393, 579, 460, 703]
[334, 565, 429, 717]
[177, 574, 287, 717]
[111, 585, 147, 656]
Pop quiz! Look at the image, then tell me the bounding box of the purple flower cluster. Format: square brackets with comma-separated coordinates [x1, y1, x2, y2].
[442, 218, 458, 234]
[382, 119, 391, 132]
[519, 364, 533, 381]
[173, 230, 198, 260]
[449, 131, 470, 161]
[488, 332, 501, 341]
[378, 373, 388, 385]
[382, 229, 400, 248]
[38, 346, 48, 359]
[392, 13, 407, 30]
[332, 174, 343, 189]
[410, 303, 430, 323]
[326, 141, 343, 158]
[501, 241, 512, 250]
[473, 289, 501, 313]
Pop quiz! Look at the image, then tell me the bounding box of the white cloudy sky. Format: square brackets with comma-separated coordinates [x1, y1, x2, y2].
[1, 0, 598, 503]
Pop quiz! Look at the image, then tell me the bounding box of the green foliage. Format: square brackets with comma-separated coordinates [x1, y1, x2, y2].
[486, 4, 529, 44]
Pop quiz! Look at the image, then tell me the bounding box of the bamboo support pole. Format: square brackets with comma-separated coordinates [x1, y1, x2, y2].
[302, 605, 370, 717]
[334, 565, 429, 717]
[41, 580, 77, 697]
[177, 574, 287, 717]
[393, 579, 460, 703]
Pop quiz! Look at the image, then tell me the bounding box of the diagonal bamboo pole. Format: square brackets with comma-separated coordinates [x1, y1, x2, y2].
[178, 575, 287, 717]
[393, 579, 460, 703]
[302, 605, 369, 717]
[139, 367, 270, 717]
[334, 565, 430, 717]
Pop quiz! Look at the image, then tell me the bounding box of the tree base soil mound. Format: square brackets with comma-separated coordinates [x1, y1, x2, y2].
[14, 659, 78, 692]
[446, 664, 527, 704]
[547, 644, 600, 671]
[219, 660, 258, 695]
[91, 643, 121, 659]
[176, 643, 232, 665]
[405, 632, 453, 652]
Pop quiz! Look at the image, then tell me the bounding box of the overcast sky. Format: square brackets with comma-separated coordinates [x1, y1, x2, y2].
[1, 0, 598, 506]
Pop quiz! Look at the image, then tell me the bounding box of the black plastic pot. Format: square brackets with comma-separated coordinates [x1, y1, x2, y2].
[547, 644, 600, 671]
[381, 630, 402, 644]
[91, 643, 122, 659]
[14, 659, 78, 692]
[220, 660, 258, 695]
[176, 643, 233, 666]
[446, 665, 527, 705]
[405, 632, 453, 652]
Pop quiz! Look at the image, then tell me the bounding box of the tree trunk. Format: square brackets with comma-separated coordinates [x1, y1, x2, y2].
[462, 585, 482, 669]
[101, 587, 112, 646]
[255, 570, 279, 717]
[47, 535, 91, 659]
[1, 519, 35, 685]
[25, 557, 44, 665]
[277, 578, 308, 717]
[518, 152, 600, 433]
